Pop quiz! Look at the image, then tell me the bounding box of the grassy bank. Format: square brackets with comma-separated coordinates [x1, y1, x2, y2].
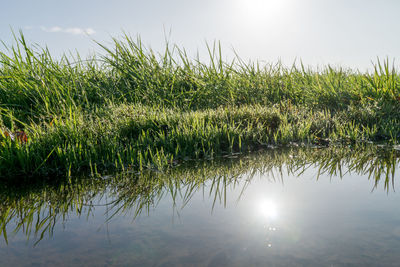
[1, 32, 400, 180]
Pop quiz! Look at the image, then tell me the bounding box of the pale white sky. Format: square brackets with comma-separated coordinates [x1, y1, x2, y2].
[1, 0, 399, 70]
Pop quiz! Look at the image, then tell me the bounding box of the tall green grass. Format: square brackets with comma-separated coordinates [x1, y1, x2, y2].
[0, 32, 399, 179]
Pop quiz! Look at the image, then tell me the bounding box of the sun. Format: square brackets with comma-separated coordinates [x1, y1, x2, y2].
[234, 0, 286, 23]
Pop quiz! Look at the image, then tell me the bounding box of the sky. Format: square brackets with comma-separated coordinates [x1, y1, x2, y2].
[1, 0, 400, 71]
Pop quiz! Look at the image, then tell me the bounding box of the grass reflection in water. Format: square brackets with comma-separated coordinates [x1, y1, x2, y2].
[0, 145, 399, 245]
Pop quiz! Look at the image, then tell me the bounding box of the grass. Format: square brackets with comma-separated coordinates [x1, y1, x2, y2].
[1, 31, 400, 180]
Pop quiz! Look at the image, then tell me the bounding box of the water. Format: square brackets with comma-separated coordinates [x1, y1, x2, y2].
[1, 147, 399, 266]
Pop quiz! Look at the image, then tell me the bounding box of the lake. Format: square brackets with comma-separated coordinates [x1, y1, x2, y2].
[1, 146, 399, 266]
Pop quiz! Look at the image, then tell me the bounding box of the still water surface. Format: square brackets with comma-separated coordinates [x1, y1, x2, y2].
[1, 147, 399, 266]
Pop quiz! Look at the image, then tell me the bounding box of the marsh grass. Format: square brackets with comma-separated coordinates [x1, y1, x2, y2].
[1, 32, 400, 179]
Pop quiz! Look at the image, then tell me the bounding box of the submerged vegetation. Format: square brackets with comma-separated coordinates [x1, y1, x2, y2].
[1, 32, 400, 179]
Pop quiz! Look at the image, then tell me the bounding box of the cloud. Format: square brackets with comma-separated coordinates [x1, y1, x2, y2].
[41, 26, 63, 33]
[64, 27, 96, 35]
[36, 26, 96, 35]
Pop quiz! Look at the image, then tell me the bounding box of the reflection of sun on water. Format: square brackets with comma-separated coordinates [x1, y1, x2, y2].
[256, 199, 279, 248]
[258, 199, 278, 220]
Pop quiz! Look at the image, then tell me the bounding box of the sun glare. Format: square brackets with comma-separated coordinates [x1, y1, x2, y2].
[236, 0, 286, 22]
[258, 199, 278, 220]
